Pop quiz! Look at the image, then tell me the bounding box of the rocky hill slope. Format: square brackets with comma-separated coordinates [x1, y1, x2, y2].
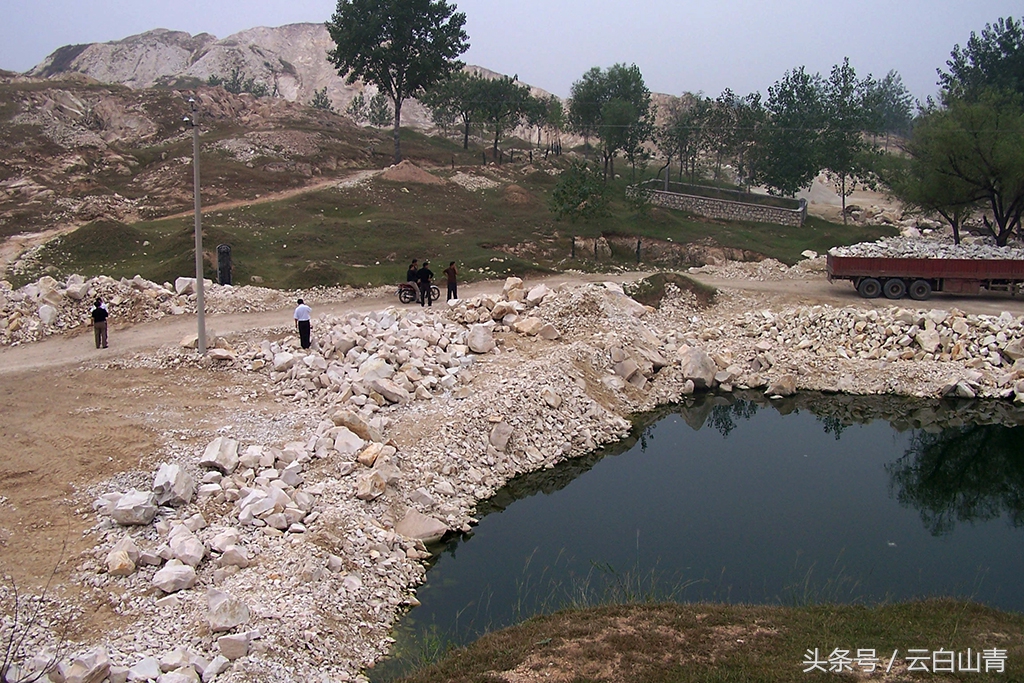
[0, 72, 381, 239]
[25, 24, 557, 132]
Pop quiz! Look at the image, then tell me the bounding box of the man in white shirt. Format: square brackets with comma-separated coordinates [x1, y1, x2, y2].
[294, 298, 312, 349]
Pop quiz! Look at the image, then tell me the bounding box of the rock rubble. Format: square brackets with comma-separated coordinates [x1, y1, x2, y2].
[829, 235, 1024, 261]
[0, 272, 370, 346]
[9, 269, 1024, 682]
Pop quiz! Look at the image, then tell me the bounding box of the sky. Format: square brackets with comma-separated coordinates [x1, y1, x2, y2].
[2, 0, 1021, 102]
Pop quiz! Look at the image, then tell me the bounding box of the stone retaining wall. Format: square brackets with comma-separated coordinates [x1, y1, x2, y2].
[646, 188, 807, 227]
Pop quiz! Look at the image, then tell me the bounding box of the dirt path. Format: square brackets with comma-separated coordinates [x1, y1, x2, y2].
[156, 169, 382, 222]
[0, 170, 384, 277]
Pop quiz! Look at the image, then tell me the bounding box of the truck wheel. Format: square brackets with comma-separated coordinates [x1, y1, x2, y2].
[909, 279, 932, 301]
[883, 278, 907, 299]
[857, 278, 882, 298]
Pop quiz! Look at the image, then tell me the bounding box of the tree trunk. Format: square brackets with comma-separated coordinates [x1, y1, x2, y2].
[392, 97, 403, 164]
[462, 117, 470, 150]
[840, 174, 847, 225]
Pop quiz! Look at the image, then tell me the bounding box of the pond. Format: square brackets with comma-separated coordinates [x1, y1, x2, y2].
[371, 392, 1024, 679]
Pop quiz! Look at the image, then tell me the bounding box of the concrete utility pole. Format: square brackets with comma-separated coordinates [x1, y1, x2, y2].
[185, 98, 206, 355]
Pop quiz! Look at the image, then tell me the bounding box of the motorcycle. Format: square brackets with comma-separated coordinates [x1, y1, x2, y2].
[398, 282, 440, 304]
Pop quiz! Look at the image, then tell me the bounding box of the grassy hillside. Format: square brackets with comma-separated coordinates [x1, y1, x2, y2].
[23, 161, 895, 289]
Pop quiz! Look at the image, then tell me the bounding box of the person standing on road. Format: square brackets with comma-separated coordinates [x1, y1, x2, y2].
[417, 261, 435, 307]
[444, 261, 458, 301]
[294, 298, 312, 349]
[406, 259, 420, 303]
[91, 298, 108, 349]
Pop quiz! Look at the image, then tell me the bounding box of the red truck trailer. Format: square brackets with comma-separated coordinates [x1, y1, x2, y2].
[827, 254, 1024, 300]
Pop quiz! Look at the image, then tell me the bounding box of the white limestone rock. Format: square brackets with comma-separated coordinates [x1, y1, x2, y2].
[466, 324, 496, 353]
[199, 437, 239, 474]
[153, 463, 195, 507]
[207, 589, 250, 633]
[110, 489, 158, 526]
[677, 347, 718, 389]
[152, 559, 197, 593]
[395, 509, 448, 544]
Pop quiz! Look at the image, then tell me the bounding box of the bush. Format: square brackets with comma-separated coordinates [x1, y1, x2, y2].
[550, 160, 608, 223]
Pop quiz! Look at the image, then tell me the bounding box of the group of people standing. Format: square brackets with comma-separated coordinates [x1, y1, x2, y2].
[406, 259, 458, 306]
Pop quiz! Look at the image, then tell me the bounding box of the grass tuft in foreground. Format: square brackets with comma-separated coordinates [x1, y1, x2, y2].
[386, 600, 1024, 682]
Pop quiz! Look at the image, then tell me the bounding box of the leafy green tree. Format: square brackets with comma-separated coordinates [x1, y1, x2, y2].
[752, 66, 824, 196]
[875, 109, 979, 244]
[862, 70, 915, 148]
[207, 68, 269, 97]
[550, 160, 608, 222]
[907, 91, 1024, 245]
[310, 87, 335, 112]
[820, 58, 873, 222]
[542, 95, 565, 154]
[567, 66, 605, 153]
[568, 64, 653, 177]
[326, 0, 469, 163]
[732, 92, 765, 188]
[475, 75, 534, 162]
[367, 90, 393, 128]
[346, 91, 368, 123]
[939, 16, 1024, 100]
[661, 95, 713, 184]
[421, 71, 486, 149]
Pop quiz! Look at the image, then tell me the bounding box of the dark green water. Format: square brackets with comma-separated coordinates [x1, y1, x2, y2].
[372, 393, 1024, 678]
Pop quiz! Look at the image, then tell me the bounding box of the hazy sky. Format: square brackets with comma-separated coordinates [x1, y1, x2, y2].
[2, 0, 1020, 102]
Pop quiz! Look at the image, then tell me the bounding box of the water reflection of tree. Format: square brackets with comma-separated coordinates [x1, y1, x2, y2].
[706, 400, 760, 437]
[818, 415, 849, 440]
[886, 425, 1024, 535]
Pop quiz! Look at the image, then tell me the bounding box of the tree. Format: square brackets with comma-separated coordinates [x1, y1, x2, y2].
[820, 58, 873, 223]
[346, 91, 368, 124]
[550, 160, 608, 222]
[939, 16, 1024, 101]
[367, 90, 393, 128]
[752, 66, 824, 196]
[310, 87, 335, 112]
[907, 92, 1024, 246]
[475, 75, 534, 162]
[569, 64, 652, 180]
[421, 71, 486, 149]
[875, 140, 976, 244]
[862, 70, 915, 148]
[326, 0, 469, 163]
[542, 96, 565, 154]
[732, 93, 765, 188]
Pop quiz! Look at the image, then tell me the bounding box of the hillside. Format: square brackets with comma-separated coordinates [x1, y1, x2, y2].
[0, 72, 387, 239]
[24, 24, 559, 132]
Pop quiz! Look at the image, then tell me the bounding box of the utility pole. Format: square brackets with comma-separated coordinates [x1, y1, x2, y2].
[184, 98, 206, 355]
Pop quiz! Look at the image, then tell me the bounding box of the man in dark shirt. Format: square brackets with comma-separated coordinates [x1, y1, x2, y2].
[444, 261, 458, 301]
[91, 298, 108, 348]
[417, 261, 434, 307]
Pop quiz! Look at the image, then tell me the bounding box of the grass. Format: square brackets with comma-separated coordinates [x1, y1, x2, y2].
[387, 600, 1024, 682]
[18, 162, 897, 289]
